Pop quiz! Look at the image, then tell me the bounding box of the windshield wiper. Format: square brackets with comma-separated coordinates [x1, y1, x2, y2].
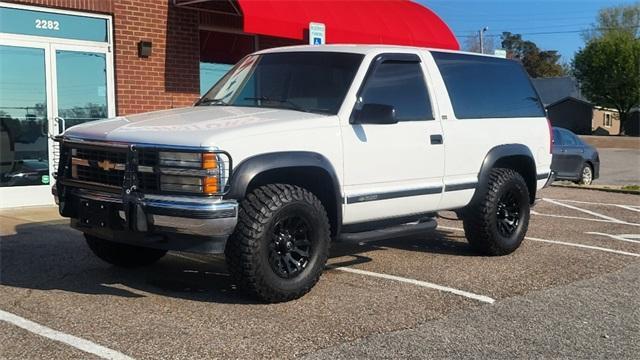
[199, 98, 229, 106]
[244, 96, 309, 113]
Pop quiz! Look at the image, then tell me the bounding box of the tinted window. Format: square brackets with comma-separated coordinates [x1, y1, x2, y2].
[199, 52, 363, 115]
[560, 129, 578, 145]
[432, 52, 545, 119]
[358, 61, 433, 121]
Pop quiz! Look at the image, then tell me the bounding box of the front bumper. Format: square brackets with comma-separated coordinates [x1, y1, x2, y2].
[54, 187, 238, 253]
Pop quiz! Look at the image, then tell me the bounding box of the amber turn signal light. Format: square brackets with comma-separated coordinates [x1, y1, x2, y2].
[202, 153, 218, 169]
[203, 176, 219, 194]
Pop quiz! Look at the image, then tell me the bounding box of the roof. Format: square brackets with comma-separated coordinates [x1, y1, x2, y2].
[531, 77, 588, 107]
[255, 44, 507, 59]
[547, 96, 593, 109]
[236, 0, 459, 50]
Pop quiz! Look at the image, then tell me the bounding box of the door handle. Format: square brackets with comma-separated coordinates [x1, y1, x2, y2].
[48, 117, 66, 139]
[430, 134, 443, 145]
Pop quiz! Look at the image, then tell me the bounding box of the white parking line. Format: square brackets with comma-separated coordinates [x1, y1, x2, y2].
[530, 210, 622, 224]
[327, 265, 495, 304]
[526, 237, 640, 258]
[438, 226, 640, 258]
[542, 198, 627, 223]
[586, 232, 640, 244]
[540, 198, 640, 227]
[175, 254, 496, 304]
[545, 198, 640, 208]
[0, 309, 134, 360]
[617, 205, 640, 213]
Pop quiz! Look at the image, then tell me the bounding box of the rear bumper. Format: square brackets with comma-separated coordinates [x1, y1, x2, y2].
[543, 171, 556, 188]
[54, 187, 238, 253]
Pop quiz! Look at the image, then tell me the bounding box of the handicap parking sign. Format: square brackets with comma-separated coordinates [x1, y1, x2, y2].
[309, 22, 325, 45]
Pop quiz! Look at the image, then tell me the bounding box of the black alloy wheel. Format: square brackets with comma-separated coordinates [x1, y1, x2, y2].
[269, 215, 313, 279]
[496, 188, 522, 238]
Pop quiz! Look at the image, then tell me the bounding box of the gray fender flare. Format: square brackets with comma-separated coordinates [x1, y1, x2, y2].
[471, 144, 537, 204]
[224, 151, 343, 234]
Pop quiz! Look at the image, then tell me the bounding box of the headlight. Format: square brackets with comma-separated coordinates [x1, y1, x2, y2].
[157, 151, 225, 195]
[158, 151, 217, 169]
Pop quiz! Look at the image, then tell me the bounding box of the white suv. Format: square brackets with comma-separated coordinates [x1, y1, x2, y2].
[54, 45, 554, 302]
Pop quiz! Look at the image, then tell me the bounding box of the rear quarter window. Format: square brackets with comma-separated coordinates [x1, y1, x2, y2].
[431, 52, 545, 119]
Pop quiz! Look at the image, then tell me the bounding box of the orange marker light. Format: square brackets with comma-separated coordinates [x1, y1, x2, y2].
[203, 176, 219, 194]
[202, 153, 218, 169]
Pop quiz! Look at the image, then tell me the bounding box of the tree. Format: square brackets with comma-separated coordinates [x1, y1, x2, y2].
[573, 31, 640, 134]
[500, 32, 565, 78]
[583, 3, 640, 41]
[462, 32, 495, 54]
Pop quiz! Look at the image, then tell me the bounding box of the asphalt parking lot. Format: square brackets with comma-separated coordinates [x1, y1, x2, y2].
[1, 186, 639, 359]
[596, 148, 640, 186]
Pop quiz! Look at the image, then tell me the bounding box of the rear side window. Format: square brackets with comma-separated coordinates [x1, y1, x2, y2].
[432, 52, 545, 119]
[358, 61, 434, 121]
[560, 129, 579, 145]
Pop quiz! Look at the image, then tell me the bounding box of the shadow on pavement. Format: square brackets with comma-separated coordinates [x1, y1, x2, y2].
[0, 220, 475, 303]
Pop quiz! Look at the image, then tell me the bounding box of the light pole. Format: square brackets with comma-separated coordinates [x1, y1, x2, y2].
[479, 26, 489, 54]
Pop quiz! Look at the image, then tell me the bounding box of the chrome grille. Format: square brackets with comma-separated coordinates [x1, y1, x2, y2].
[68, 147, 158, 190]
[60, 142, 231, 196]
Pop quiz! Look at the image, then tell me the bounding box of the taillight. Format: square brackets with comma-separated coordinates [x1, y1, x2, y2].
[546, 118, 553, 154]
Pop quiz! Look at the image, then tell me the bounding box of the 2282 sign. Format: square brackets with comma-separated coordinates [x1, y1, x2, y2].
[35, 19, 60, 31]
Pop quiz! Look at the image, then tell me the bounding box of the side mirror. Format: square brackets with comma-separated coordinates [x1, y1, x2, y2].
[353, 103, 397, 125]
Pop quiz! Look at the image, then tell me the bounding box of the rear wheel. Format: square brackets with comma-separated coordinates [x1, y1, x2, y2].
[462, 168, 530, 256]
[85, 234, 167, 267]
[225, 184, 330, 303]
[577, 163, 593, 185]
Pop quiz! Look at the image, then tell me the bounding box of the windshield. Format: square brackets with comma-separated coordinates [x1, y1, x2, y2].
[197, 52, 364, 115]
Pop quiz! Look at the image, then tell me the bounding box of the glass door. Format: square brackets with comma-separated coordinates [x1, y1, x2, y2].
[52, 45, 113, 129]
[0, 41, 114, 208]
[0, 41, 53, 207]
[49, 43, 115, 185]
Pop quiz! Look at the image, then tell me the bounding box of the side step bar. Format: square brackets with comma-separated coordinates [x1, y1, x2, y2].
[338, 218, 437, 243]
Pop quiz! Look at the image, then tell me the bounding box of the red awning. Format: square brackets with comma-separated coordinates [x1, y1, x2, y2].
[236, 0, 459, 50]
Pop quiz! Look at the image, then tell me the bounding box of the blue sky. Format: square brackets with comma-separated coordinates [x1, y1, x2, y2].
[422, 0, 637, 63]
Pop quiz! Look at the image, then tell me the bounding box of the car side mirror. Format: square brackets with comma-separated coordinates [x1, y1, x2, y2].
[352, 103, 397, 125]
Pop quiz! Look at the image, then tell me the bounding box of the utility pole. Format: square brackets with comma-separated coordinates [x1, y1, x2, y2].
[479, 26, 489, 54]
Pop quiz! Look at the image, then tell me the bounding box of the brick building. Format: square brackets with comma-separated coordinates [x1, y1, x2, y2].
[0, 0, 458, 207]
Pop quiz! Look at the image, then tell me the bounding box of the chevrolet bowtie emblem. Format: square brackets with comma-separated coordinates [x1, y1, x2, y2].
[97, 160, 117, 171]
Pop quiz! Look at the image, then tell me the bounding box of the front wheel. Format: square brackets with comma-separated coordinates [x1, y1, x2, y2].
[462, 168, 530, 256]
[225, 184, 331, 303]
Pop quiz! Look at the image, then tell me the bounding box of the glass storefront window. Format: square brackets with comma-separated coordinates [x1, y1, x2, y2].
[200, 62, 232, 96]
[0, 45, 49, 187]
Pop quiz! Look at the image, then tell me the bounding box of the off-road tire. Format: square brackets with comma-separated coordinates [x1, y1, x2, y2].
[462, 168, 530, 256]
[85, 234, 167, 267]
[225, 184, 331, 303]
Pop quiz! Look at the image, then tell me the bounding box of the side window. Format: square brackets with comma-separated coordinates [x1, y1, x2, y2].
[561, 130, 578, 145]
[358, 60, 434, 121]
[432, 51, 545, 119]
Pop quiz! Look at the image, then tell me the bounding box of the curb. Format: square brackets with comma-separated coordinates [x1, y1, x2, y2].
[551, 183, 640, 195]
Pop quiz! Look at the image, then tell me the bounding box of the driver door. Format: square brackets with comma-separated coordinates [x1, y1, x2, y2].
[341, 53, 445, 225]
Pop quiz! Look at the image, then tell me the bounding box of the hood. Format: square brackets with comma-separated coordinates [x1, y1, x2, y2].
[63, 106, 334, 147]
